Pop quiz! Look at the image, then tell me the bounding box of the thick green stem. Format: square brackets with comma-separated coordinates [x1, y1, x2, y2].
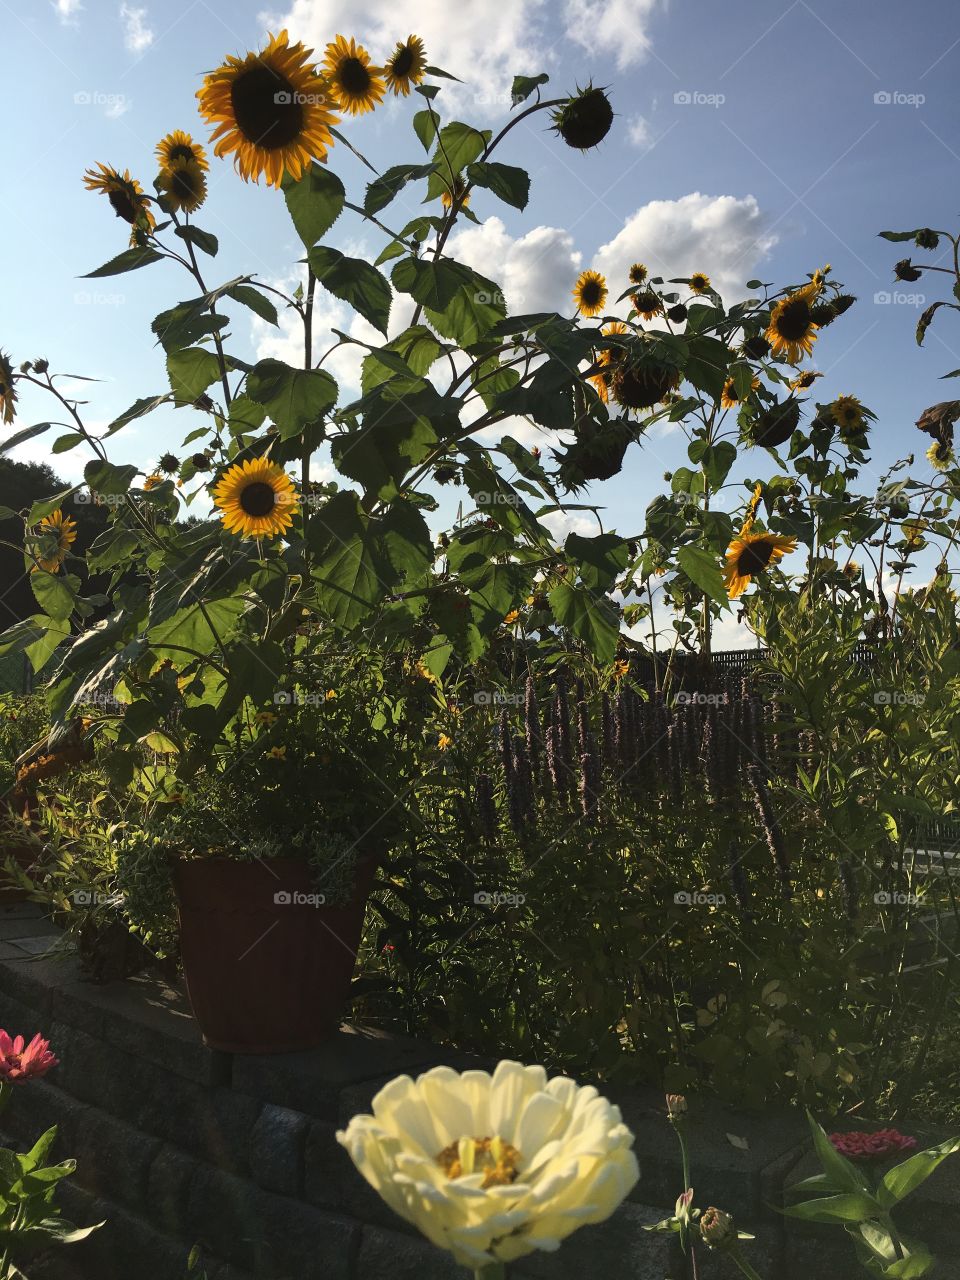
[473, 1266, 507, 1280]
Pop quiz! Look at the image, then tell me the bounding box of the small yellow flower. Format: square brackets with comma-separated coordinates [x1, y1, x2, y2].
[504, 609, 521, 625]
[325, 689, 337, 701]
[437, 733, 453, 751]
[830, 394, 865, 433]
[268, 745, 287, 759]
[628, 262, 648, 286]
[927, 440, 954, 471]
[788, 369, 823, 391]
[441, 174, 470, 209]
[688, 271, 711, 294]
[573, 269, 608, 318]
[142, 473, 164, 491]
[612, 658, 630, 680]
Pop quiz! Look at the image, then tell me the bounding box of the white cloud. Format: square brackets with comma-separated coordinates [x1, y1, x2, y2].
[104, 97, 130, 119]
[593, 192, 778, 303]
[445, 216, 581, 314]
[563, 0, 660, 70]
[626, 114, 652, 147]
[119, 3, 153, 54]
[267, 0, 659, 113]
[53, 0, 82, 21]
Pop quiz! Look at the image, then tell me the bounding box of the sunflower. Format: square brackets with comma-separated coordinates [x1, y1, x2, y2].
[589, 321, 628, 403]
[632, 288, 663, 321]
[551, 85, 614, 150]
[928, 441, 954, 471]
[689, 271, 711, 294]
[765, 285, 819, 363]
[322, 34, 385, 116]
[749, 397, 801, 449]
[611, 354, 681, 412]
[212, 457, 298, 539]
[197, 29, 339, 187]
[142, 473, 164, 491]
[83, 163, 156, 244]
[628, 263, 648, 286]
[384, 34, 427, 96]
[441, 174, 470, 210]
[32, 509, 77, 574]
[723, 530, 797, 599]
[0, 351, 17, 425]
[157, 157, 208, 214]
[830, 394, 864, 433]
[155, 129, 208, 172]
[743, 482, 763, 528]
[788, 370, 823, 391]
[573, 269, 608, 318]
[720, 372, 760, 410]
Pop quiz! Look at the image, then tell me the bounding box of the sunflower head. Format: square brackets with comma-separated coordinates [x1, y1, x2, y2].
[83, 163, 156, 244]
[33, 509, 78, 574]
[741, 334, 771, 360]
[212, 457, 298, 539]
[588, 321, 628, 403]
[689, 271, 711, 295]
[0, 350, 17, 426]
[322, 34, 385, 116]
[551, 85, 614, 150]
[628, 262, 648, 286]
[788, 370, 823, 391]
[157, 157, 208, 214]
[632, 288, 664, 321]
[197, 30, 339, 187]
[721, 371, 760, 410]
[573, 269, 608, 318]
[928, 440, 955, 471]
[915, 228, 939, 251]
[441, 174, 471, 210]
[749, 397, 801, 449]
[724, 530, 797, 599]
[142, 473, 164, 491]
[830, 394, 865, 436]
[610, 348, 681, 413]
[765, 287, 819, 364]
[384, 34, 427, 96]
[156, 129, 208, 172]
[158, 453, 181, 474]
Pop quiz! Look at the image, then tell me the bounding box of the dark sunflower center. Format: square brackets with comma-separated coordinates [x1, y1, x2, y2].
[775, 298, 813, 341]
[737, 542, 775, 576]
[581, 280, 603, 307]
[172, 171, 198, 200]
[169, 144, 194, 163]
[339, 56, 372, 95]
[231, 65, 304, 149]
[391, 45, 415, 77]
[108, 188, 138, 223]
[239, 481, 278, 517]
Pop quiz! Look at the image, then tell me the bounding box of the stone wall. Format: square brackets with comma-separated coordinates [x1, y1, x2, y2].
[0, 903, 956, 1279]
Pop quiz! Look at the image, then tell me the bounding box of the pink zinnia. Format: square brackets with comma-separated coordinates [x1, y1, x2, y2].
[829, 1128, 917, 1162]
[0, 1030, 58, 1082]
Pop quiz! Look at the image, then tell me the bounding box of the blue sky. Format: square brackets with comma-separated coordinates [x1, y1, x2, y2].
[4, 0, 960, 641]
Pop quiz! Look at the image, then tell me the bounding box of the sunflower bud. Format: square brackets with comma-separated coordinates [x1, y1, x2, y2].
[894, 258, 922, 282]
[32, 358, 49, 374]
[831, 293, 856, 316]
[191, 453, 213, 470]
[667, 303, 688, 323]
[434, 464, 457, 485]
[18, 361, 33, 374]
[699, 1207, 736, 1251]
[551, 85, 614, 150]
[159, 452, 180, 474]
[741, 334, 770, 360]
[915, 228, 939, 251]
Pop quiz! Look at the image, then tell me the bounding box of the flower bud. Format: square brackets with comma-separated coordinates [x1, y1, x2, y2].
[665, 1093, 687, 1117]
[700, 1207, 735, 1250]
[32, 358, 49, 374]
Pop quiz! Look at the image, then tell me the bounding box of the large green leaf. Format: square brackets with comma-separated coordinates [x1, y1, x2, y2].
[82, 247, 164, 278]
[104, 395, 169, 437]
[175, 224, 218, 257]
[331, 389, 441, 502]
[152, 303, 229, 354]
[226, 283, 279, 326]
[878, 1137, 960, 1208]
[426, 122, 491, 199]
[282, 163, 346, 247]
[677, 544, 729, 605]
[308, 491, 393, 629]
[31, 572, 79, 622]
[549, 581, 619, 663]
[364, 163, 436, 215]
[166, 347, 223, 404]
[566, 532, 630, 593]
[84, 460, 138, 496]
[246, 359, 338, 439]
[308, 246, 392, 336]
[511, 72, 549, 103]
[147, 597, 245, 656]
[467, 161, 530, 210]
[780, 1193, 881, 1224]
[360, 325, 443, 395]
[0, 424, 53, 456]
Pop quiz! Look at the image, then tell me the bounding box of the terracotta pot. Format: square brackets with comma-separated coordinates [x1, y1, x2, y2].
[172, 855, 377, 1053]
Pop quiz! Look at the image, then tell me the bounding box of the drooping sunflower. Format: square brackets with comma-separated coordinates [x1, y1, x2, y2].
[32, 509, 77, 574]
[830, 394, 864, 433]
[83, 163, 156, 243]
[788, 369, 823, 392]
[724, 530, 797, 599]
[551, 85, 614, 150]
[611, 349, 681, 413]
[928, 440, 955, 471]
[720, 372, 760, 410]
[632, 287, 663, 322]
[589, 321, 628, 402]
[765, 285, 819, 363]
[689, 271, 711, 294]
[749, 397, 801, 449]
[0, 351, 17, 425]
[197, 29, 339, 187]
[441, 174, 470, 210]
[628, 262, 648, 286]
[212, 457, 298, 539]
[157, 157, 208, 213]
[573, 269, 608, 318]
[384, 34, 427, 96]
[322, 35, 385, 116]
[743, 482, 763, 528]
[155, 129, 208, 172]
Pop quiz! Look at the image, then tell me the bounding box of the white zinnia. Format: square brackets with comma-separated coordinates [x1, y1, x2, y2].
[336, 1060, 640, 1269]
